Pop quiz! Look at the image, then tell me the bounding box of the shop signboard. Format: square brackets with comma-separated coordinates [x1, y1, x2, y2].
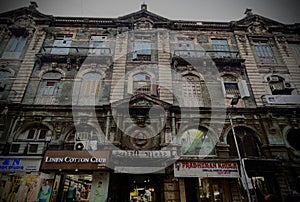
[41, 150, 109, 170]
[174, 161, 239, 178]
[112, 150, 171, 158]
[0, 157, 41, 172]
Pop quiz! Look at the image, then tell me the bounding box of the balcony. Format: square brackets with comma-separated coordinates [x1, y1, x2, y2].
[36, 45, 113, 65]
[172, 48, 244, 66]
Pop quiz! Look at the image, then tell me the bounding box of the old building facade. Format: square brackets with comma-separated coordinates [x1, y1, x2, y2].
[0, 2, 299, 202]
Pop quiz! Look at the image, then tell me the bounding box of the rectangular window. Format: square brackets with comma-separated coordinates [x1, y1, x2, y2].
[250, 38, 281, 65]
[28, 144, 38, 153]
[254, 44, 276, 64]
[89, 35, 109, 55]
[224, 83, 240, 95]
[9, 36, 27, 52]
[27, 130, 36, 139]
[133, 41, 152, 61]
[211, 39, 230, 58]
[289, 43, 300, 65]
[39, 81, 59, 96]
[51, 35, 72, 55]
[1, 36, 27, 59]
[10, 144, 20, 153]
[38, 130, 47, 139]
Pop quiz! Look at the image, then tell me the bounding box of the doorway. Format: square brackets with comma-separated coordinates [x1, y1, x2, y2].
[108, 174, 163, 202]
[54, 174, 93, 202]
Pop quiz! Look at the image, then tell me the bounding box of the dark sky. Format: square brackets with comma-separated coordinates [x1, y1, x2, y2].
[0, 0, 299, 24]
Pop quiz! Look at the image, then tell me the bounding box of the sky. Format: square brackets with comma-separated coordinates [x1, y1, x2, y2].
[0, 0, 299, 24]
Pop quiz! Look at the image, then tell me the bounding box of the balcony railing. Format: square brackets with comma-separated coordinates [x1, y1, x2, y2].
[172, 48, 243, 66]
[36, 46, 113, 65]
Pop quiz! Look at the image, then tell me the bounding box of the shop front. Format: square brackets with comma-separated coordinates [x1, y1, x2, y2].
[108, 149, 177, 202]
[41, 150, 110, 202]
[174, 160, 243, 202]
[244, 159, 285, 202]
[0, 156, 45, 201]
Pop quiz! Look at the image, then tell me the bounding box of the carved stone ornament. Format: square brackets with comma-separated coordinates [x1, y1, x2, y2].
[134, 18, 153, 29]
[276, 35, 287, 43]
[238, 35, 246, 43]
[247, 18, 267, 34]
[9, 15, 36, 37]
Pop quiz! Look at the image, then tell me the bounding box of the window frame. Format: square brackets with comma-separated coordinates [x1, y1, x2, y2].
[128, 72, 157, 96]
[51, 34, 73, 55]
[37, 72, 62, 98]
[89, 35, 109, 56]
[251, 39, 278, 65]
[182, 74, 203, 106]
[211, 38, 230, 58]
[79, 72, 102, 98]
[1, 35, 28, 59]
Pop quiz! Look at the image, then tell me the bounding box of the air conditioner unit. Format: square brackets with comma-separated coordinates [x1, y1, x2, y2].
[267, 76, 279, 82]
[270, 84, 283, 92]
[74, 141, 88, 150]
[90, 140, 98, 151]
[283, 82, 295, 90]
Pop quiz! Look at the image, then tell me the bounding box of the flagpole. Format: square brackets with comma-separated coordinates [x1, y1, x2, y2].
[230, 97, 251, 202]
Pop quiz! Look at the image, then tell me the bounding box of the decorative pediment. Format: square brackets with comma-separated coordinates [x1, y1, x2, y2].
[111, 93, 172, 109]
[134, 17, 154, 29]
[235, 13, 284, 33]
[0, 4, 52, 24]
[118, 4, 170, 25]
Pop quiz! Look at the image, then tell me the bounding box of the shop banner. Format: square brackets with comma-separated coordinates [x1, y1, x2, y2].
[0, 157, 41, 171]
[41, 151, 109, 170]
[174, 161, 239, 178]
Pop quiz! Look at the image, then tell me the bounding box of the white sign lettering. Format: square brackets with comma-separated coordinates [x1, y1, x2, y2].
[44, 156, 106, 163]
[112, 150, 171, 158]
[174, 161, 239, 178]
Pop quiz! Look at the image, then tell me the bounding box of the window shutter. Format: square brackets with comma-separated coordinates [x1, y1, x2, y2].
[238, 80, 250, 98]
[128, 76, 133, 94]
[151, 83, 157, 96]
[220, 78, 226, 97]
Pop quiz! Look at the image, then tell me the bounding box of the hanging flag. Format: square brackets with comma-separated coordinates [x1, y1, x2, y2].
[240, 159, 253, 190]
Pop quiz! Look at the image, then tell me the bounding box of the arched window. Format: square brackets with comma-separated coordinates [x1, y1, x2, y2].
[10, 125, 50, 155]
[65, 125, 99, 151]
[36, 71, 61, 104]
[133, 73, 151, 94]
[182, 74, 203, 106]
[38, 72, 61, 96]
[127, 72, 158, 96]
[179, 127, 215, 155]
[227, 127, 262, 157]
[267, 75, 295, 95]
[80, 72, 102, 97]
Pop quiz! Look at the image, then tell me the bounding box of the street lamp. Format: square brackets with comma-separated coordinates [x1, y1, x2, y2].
[229, 96, 252, 202]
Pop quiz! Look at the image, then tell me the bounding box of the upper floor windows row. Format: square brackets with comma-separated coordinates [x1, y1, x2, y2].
[43, 34, 111, 56]
[35, 70, 105, 105]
